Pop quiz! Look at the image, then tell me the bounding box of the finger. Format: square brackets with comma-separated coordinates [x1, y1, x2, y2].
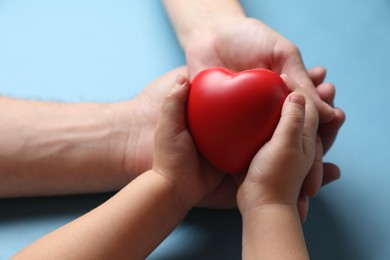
[307, 66, 327, 86]
[322, 163, 341, 186]
[302, 135, 324, 197]
[156, 75, 190, 139]
[282, 63, 334, 123]
[271, 91, 306, 148]
[316, 82, 336, 106]
[281, 73, 301, 92]
[282, 75, 319, 151]
[319, 108, 346, 154]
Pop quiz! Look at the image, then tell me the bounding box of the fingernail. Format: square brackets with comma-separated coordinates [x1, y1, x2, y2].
[288, 93, 305, 106]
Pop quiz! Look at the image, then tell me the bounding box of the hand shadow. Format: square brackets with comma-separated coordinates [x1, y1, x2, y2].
[1, 195, 243, 260]
[149, 208, 243, 260]
[151, 192, 372, 260]
[0, 193, 113, 224]
[0, 193, 114, 259]
[1, 191, 370, 260]
[303, 195, 369, 260]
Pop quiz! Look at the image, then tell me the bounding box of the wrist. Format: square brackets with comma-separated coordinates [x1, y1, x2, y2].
[241, 204, 309, 259]
[184, 14, 246, 49]
[109, 99, 151, 180]
[241, 203, 298, 221]
[238, 189, 298, 219]
[185, 15, 247, 53]
[147, 169, 193, 213]
[163, 0, 246, 49]
[237, 179, 302, 217]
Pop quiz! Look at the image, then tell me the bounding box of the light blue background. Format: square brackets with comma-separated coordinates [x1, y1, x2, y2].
[0, 1, 389, 259]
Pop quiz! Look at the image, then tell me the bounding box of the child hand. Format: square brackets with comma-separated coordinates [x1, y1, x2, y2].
[152, 75, 224, 211]
[237, 76, 319, 216]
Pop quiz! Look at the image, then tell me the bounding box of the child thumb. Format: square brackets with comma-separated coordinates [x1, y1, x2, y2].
[157, 75, 190, 136]
[272, 92, 306, 147]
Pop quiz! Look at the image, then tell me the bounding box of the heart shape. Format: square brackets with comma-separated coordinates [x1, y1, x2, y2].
[187, 67, 289, 174]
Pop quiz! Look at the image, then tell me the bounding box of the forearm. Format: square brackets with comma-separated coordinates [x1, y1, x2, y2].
[0, 97, 133, 197]
[14, 170, 188, 259]
[162, 0, 246, 48]
[241, 205, 309, 259]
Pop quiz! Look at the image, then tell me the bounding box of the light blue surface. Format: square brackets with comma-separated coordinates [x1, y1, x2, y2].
[0, 1, 389, 259]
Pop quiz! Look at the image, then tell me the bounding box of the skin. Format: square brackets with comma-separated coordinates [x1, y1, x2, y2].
[238, 75, 318, 259]
[163, 0, 345, 217]
[0, 66, 342, 213]
[13, 76, 223, 259]
[0, 2, 344, 214]
[14, 75, 315, 259]
[0, 67, 185, 197]
[2, 3, 346, 258]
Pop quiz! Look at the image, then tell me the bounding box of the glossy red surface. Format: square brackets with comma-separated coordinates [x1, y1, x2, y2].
[187, 67, 289, 174]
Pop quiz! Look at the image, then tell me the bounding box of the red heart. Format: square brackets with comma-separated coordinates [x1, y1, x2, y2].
[187, 67, 289, 174]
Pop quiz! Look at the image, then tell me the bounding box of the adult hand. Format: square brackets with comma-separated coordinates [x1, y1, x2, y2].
[163, 1, 345, 210]
[185, 18, 335, 122]
[185, 18, 345, 206]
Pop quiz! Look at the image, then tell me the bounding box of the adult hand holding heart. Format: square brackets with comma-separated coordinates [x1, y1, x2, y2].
[187, 68, 289, 174]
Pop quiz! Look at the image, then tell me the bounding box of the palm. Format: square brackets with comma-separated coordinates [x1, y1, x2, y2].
[187, 19, 280, 76]
[186, 18, 333, 122]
